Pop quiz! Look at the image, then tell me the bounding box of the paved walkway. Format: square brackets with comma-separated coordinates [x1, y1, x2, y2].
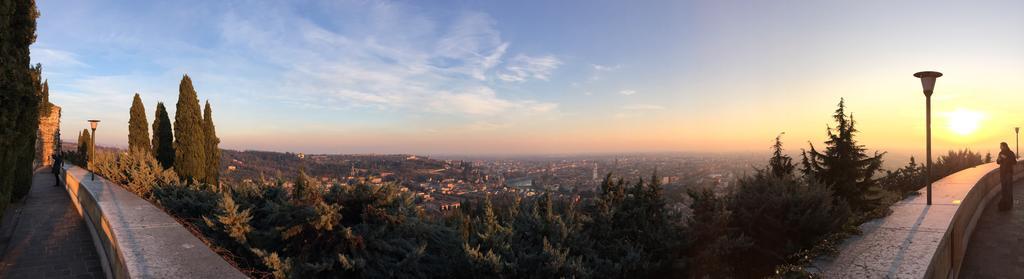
[0, 169, 104, 278]
[960, 180, 1024, 278]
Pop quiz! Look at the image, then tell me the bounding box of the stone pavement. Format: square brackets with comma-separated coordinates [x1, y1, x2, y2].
[0, 169, 104, 278]
[960, 180, 1024, 278]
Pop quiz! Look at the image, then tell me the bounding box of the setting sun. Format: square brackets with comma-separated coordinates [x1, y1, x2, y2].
[946, 109, 985, 136]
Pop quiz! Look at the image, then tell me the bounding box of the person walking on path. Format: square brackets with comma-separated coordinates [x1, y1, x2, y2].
[51, 153, 63, 187]
[997, 142, 1016, 211]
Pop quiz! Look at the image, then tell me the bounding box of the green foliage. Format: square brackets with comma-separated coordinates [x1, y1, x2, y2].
[934, 149, 986, 179]
[75, 129, 91, 167]
[128, 93, 152, 153]
[728, 172, 850, 277]
[686, 187, 750, 278]
[879, 157, 922, 196]
[11, 63, 44, 200]
[801, 99, 886, 211]
[88, 150, 179, 198]
[0, 0, 40, 215]
[173, 75, 207, 182]
[582, 174, 685, 277]
[880, 149, 988, 197]
[152, 102, 174, 169]
[203, 101, 221, 185]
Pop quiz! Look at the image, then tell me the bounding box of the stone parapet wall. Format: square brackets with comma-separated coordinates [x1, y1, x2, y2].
[63, 165, 247, 279]
[812, 161, 1024, 278]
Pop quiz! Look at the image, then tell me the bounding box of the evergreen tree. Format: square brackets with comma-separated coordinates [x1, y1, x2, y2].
[11, 63, 43, 199]
[128, 93, 152, 153]
[768, 133, 795, 178]
[78, 129, 91, 168]
[152, 102, 174, 169]
[801, 98, 885, 210]
[173, 75, 207, 182]
[0, 0, 41, 213]
[38, 79, 50, 115]
[203, 101, 221, 185]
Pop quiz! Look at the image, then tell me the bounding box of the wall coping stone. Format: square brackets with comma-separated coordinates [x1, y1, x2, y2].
[64, 165, 247, 279]
[810, 161, 1023, 278]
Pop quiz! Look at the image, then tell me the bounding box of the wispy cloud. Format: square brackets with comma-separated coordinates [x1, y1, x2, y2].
[619, 89, 637, 96]
[497, 54, 562, 82]
[32, 48, 88, 69]
[433, 12, 509, 81]
[592, 64, 620, 71]
[214, 6, 558, 117]
[623, 104, 665, 110]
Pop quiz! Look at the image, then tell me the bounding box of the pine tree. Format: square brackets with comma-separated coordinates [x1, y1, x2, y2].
[128, 93, 152, 153]
[801, 98, 885, 210]
[203, 101, 221, 185]
[768, 133, 795, 178]
[152, 102, 174, 169]
[173, 75, 207, 182]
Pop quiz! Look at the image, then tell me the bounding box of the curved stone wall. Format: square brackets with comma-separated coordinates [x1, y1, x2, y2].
[63, 165, 247, 279]
[812, 161, 1024, 278]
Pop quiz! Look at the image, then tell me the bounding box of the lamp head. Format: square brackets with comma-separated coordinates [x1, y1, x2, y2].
[1017, 127, 1020, 133]
[913, 71, 943, 97]
[88, 119, 100, 130]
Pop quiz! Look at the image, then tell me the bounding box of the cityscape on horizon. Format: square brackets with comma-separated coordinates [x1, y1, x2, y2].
[4, 1, 1024, 278]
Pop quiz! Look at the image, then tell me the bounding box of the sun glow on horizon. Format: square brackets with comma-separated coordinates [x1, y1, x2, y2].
[946, 109, 985, 136]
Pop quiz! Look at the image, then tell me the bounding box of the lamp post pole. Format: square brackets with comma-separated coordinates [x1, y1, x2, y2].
[88, 120, 100, 180]
[915, 71, 942, 206]
[1016, 127, 1020, 159]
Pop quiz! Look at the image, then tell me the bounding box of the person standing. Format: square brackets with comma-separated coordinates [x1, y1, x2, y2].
[997, 142, 1017, 211]
[51, 153, 63, 187]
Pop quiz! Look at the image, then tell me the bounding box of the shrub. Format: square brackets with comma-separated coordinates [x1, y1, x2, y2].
[89, 150, 179, 198]
[729, 172, 850, 277]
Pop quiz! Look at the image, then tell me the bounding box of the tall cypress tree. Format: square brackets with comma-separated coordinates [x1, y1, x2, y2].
[0, 0, 41, 213]
[78, 129, 91, 167]
[203, 101, 220, 184]
[173, 75, 207, 182]
[801, 98, 885, 210]
[152, 102, 174, 169]
[128, 93, 152, 153]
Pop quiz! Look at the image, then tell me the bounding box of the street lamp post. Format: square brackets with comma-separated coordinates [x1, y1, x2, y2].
[915, 71, 942, 205]
[1016, 127, 1020, 160]
[88, 119, 100, 180]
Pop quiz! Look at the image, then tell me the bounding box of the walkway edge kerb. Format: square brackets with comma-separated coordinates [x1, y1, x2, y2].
[63, 165, 247, 279]
[812, 161, 1024, 278]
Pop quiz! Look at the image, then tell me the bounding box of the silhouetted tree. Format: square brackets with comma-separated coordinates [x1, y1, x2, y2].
[203, 101, 220, 184]
[174, 75, 207, 182]
[768, 133, 795, 178]
[152, 102, 174, 169]
[128, 93, 152, 153]
[801, 99, 885, 210]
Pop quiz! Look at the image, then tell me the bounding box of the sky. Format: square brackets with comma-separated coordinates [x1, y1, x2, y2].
[31, 0, 1024, 158]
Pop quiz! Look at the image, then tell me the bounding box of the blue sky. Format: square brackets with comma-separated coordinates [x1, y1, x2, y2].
[33, 0, 1024, 156]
